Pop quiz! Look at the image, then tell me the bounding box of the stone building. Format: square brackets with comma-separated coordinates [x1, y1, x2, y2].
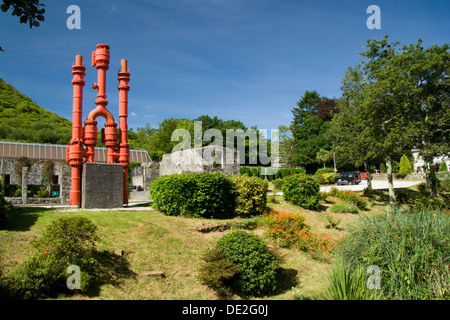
[0, 141, 152, 204]
[411, 148, 450, 173]
[1, 141, 241, 204]
[159, 145, 240, 177]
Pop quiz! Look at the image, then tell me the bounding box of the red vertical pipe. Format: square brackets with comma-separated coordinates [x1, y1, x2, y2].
[68, 55, 86, 206]
[118, 59, 130, 205]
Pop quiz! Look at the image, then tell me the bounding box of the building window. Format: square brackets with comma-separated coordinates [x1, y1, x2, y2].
[4, 174, 10, 185]
[52, 175, 59, 185]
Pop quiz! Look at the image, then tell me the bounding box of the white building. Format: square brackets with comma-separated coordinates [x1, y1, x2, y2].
[411, 149, 449, 172]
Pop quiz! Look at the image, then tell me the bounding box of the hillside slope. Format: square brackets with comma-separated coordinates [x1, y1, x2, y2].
[0, 77, 72, 145]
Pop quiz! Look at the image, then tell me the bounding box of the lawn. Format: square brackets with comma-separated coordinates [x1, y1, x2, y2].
[0, 185, 424, 300]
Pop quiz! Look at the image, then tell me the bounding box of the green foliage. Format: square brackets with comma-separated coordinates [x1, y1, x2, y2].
[32, 217, 100, 273]
[0, 191, 13, 229]
[272, 179, 284, 190]
[412, 182, 444, 211]
[330, 202, 359, 214]
[291, 90, 338, 171]
[337, 208, 450, 300]
[231, 175, 267, 217]
[0, 78, 72, 144]
[329, 188, 368, 210]
[325, 214, 342, 230]
[322, 259, 380, 300]
[213, 231, 281, 297]
[7, 254, 65, 300]
[281, 174, 320, 210]
[6, 217, 100, 299]
[315, 167, 335, 175]
[41, 160, 54, 190]
[34, 186, 48, 198]
[439, 160, 448, 172]
[0, 0, 46, 29]
[198, 247, 240, 297]
[150, 172, 236, 219]
[399, 154, 413, 175]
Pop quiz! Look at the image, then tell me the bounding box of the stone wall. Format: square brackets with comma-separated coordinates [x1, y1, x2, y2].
[1, 157, 71, 204]
[81, 163, 124, 209]
[159, 146, 240, 177]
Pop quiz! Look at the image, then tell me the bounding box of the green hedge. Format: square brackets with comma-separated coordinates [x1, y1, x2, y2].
[282, 173, 320, 210]
[150, 172, 236, 219]
[150, 173, 268, 219]
[231, 175, 268, 217]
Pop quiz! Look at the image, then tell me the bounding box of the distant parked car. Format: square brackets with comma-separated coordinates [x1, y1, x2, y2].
[359, 172, 373, 180]
[335, 172, 362, 185]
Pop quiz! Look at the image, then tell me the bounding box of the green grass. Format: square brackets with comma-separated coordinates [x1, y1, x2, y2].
[1, 186, 445, 300]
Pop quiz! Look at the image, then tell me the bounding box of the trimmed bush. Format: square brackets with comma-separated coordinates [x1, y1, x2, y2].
[231, 175, 268, 217]
[337, 208, 450, 300]
[214, 231, 281, 297]
[282, 174, 320, 210]
[150, 172, 236, 219]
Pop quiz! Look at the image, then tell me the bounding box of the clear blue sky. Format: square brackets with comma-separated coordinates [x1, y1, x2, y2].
[0, 0, 449, 132]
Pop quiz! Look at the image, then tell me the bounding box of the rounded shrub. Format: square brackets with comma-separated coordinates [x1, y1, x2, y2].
[282, 174, 320, 210]
[32, 217, 100, 272]
[208, 231, 281, 297]
[150, 172, 236, 218]
[231, 175, 268, 217]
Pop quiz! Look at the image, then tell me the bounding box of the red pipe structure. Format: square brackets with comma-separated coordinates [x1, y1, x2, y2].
[67, 44, 130, 206]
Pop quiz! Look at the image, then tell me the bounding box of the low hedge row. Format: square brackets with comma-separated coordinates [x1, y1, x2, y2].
[150, 173, 268, 219]
[239, 166, 305, 181]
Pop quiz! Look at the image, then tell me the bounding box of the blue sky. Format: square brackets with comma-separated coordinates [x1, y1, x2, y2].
[0, 0, 449, 132]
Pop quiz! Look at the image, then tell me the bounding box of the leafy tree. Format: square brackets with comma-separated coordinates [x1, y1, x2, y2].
[398, 155, 413, 175]
[0, 0, 46, 51]
[333, 36, 449, 203]
[291, 91, 338, 172]
[316, 148, 331, 168]
[439, 160, 448, 172]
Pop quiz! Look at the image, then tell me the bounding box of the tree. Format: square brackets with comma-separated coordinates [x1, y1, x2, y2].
[290, 91, 338, 172]
[0, 0, 46, 51]
[439, 160, 448, 172]
[398, 155, 413, 176]
[333, 36, 449, 205]
[316, 149, 331, 168]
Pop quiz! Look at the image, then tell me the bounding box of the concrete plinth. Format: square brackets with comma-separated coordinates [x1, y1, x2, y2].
[82, 163, 123, 209]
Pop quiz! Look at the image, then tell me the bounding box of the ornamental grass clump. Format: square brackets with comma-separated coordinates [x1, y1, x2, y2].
[337, 207, 450, 300]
